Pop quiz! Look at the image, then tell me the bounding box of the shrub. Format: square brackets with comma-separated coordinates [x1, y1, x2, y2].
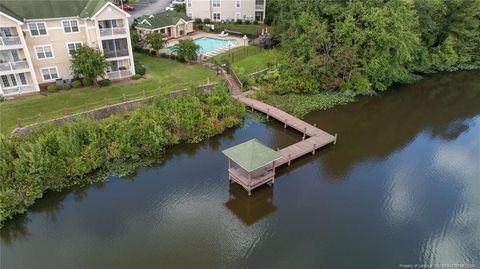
[236, 19, 243, 24]
[159, 53, 169, 58]
[194, 18, 202, 24]
[150, 50, 158, 56]
[63, 83, 72, 90]
[253, 20, 258, 25]
[82, 77, 93, 86]
[203, 18, 211, 24]
[0, 95, 5, 102]
[47, 84, 59, 93]
[72, 80, 82, 88]
[245, 20, 251, 25]
[0, 89, 245, 224]
[197, 24, 204, 31]
[132, 74, 142, 80]
[135, 63, 146, 75]
[98, 79, 111, 87]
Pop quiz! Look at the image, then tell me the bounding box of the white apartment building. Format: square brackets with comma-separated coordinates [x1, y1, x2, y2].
[185, 0, 266, 22]
[0, 0, 135, 97]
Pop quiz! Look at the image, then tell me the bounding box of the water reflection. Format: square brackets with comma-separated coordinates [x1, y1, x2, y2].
[225, 183, 276, 226]
[2, 70, 480, 268]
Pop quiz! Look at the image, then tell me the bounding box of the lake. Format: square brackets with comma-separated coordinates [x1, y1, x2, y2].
[2, 70, 479, 269]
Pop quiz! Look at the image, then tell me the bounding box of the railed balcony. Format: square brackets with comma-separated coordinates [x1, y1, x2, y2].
[0, 36, 22, 48]
[106, 69, 132, 79]
[2, 84, 37, 96]
[100, 27, 127, 37]
[103, 48, 129, 58]
[255, 4, 264, 10]
[0, 61, 29, 73]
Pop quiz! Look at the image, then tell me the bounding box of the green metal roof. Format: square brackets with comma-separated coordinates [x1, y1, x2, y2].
[0, 0, 107, 20]
[222, 139, 282, 172]
[137, 12, 191, 29]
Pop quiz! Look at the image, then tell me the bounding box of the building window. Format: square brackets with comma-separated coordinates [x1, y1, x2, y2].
[35, 45, 54, 59]
[236, 0, 241, 8]
[67, 42, 83, 54]
[62, 20, 79, 33]
[0, 74, 27, 88]
[236, 13, 242, 20]
[213, 12, 221, 20]
[18, 73, 27, 84]
[41, 67, 59, 81]
[212, 0, 220, 7]
[28, 22, 47, 36]
[187, 12, 193, 18]
[187, 0, 191, 7]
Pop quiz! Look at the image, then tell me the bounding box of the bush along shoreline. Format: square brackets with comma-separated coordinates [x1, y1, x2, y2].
[0, 88, 245, 226]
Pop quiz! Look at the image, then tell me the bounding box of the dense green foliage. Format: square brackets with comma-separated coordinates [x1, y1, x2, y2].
[254, 90, 355, 118]
[70, 46, 109, 84]
[144, 32, 167, 53]
[175, 38, 200, 63]
[267, 0, 480, 94]
[0, 89, 244, 225]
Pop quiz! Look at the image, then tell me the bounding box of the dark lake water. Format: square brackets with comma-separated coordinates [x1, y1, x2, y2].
[2, 71, 480, 269]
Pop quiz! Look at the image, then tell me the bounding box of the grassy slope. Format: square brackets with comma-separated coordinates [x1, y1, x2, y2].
[212, 46, 280, 74]
[0, 53, 219, 134]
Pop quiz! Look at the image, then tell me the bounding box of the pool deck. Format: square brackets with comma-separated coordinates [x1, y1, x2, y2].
[159, 31, 246, 57]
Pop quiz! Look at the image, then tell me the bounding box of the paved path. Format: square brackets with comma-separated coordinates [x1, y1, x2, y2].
[128, 0, 171, 24]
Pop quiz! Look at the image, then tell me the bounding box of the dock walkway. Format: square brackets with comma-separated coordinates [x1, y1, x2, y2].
[223, 68, 337, 169]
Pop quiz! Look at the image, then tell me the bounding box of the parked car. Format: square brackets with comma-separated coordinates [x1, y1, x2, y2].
[115, 4, 135, 11]
[165, 4, 174, 11]
[172, 0, 185, 5]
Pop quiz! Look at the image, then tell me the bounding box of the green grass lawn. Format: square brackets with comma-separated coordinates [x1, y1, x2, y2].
[212, 46, 281, 74]
[0, 53, 219, 134]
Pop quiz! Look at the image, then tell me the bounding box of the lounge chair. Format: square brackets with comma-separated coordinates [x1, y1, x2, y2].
[217, 31, 229, 37]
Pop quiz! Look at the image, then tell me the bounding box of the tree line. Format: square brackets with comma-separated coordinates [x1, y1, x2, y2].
[265, 0, 480, 94]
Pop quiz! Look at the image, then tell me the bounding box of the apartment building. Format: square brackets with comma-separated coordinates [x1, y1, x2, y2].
[185, 0, 266, 22]
[0, 0, 135, 97]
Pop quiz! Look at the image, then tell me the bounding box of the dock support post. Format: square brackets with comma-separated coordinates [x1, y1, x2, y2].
[284, 119, 287, 129]
[303, 127, 307, 140]
[288, 154, 291, 166]
[251, 104, 254, 112]
[267, 108, 269, 120]
[312, 144, 316, 155]
[334, 133, 338, 145]
[314, 123, 317, 127]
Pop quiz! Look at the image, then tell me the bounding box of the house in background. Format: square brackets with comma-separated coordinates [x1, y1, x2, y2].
[185, 0, 266, 22]
[135, 12, 194, 40]
[0, 0, 135, 97]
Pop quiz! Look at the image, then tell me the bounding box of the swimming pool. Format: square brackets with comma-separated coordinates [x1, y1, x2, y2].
[168, 37, 237, 55]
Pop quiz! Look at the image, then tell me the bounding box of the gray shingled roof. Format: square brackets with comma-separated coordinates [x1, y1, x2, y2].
[136, 12, 192, 29]
[0, 0, 108, 20]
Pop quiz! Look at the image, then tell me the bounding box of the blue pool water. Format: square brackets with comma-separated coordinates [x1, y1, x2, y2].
[168, 37, 237, 55]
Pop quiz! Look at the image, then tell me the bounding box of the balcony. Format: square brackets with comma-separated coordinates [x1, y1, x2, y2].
[99, 27, 127, 37]
[103, 49, 129, 58]
[0, 36, 22, 48]
[106, 69, 132, 79]
[0, 61, 29, 73]
[1, 84, 37, 97]
[255, 4, 264, 10]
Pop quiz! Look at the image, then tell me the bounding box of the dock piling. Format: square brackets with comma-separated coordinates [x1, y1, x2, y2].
[284, 119, 287, 129]
[288, 154, 291, 166]
[303, 127, 307, 140]
[312, 144, 316, 155]
[334, 133, 338, 145]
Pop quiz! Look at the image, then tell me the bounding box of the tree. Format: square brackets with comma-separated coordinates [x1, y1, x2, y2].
[174, 3, 186, 13]
[176, 38, 200, 63]
[70, 46, 109, 84]
[144, 32, 167, 55]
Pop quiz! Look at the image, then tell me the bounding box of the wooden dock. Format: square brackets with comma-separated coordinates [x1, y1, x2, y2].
[234, 94, 337, 169]
[221, 67, 337, 194]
